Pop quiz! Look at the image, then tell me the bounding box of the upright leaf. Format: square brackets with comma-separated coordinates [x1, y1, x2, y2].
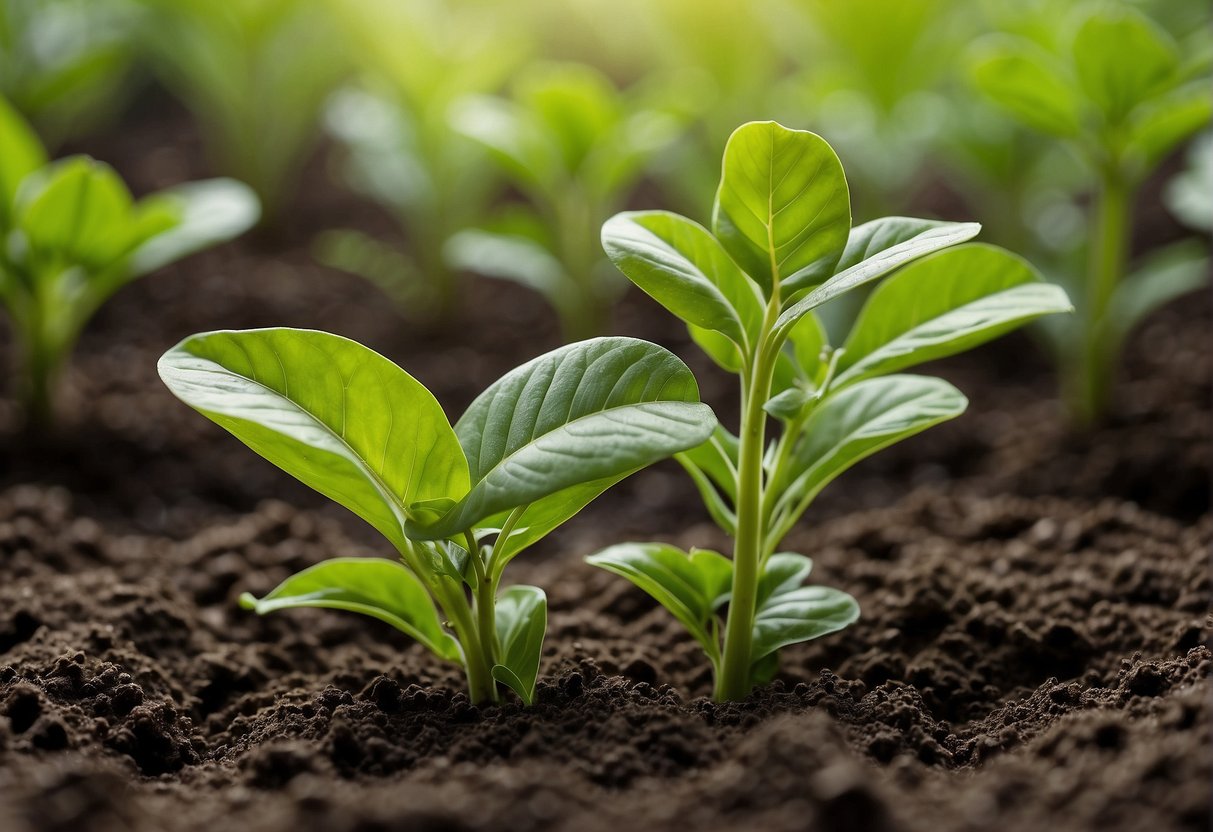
[602, 210, 763, 347]
[751, 585, 859, 663]
[0, 97, 47, 227]
[159, 329, 470, 551]
[492, 585, 547, 705]
[17, 157, 136, 269]
[1074, 8, 1178, 124]
[968, 38, 1082, 137]
[411, 338, 715, 538]
[239, 558, 460, 661]
[712, 121, 851, 296]
[834, 244, 1072, 387]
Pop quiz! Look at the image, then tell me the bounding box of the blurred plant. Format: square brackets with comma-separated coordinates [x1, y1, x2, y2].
[160, 329, 714, 704]
[133, 0, 347, 225]
[316, 0, 528, 322]
[969, 2, 1212, 424]
[448, 63, 683, 341]
[0, 0, 139, 146]
[0, 97, 258, 426]
[588, 122, 1071, 701]
[1165, 131, 1212, 230]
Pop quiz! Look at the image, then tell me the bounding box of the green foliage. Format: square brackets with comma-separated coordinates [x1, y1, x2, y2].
[589, 121, 1070, 700]
[133, 0, 348, 223]
[319, 0, 528, 320]
[448, 62, 683, 340]
[160, 328, 715, 704]
[0, 97, 257, 426]
[969, 1, 1212, 424]
[0, 0, 138, 146]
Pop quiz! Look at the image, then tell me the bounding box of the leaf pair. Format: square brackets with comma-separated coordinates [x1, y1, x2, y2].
[161, 329, 715, 703]
[587, 545, 857, 684]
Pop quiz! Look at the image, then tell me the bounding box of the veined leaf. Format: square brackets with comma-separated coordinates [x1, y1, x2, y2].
[586, 543, 731, 659]
[239, 557, 460, 661]
[411, 338, 716, 538]
[757, 552, 814, 604]
[159, 329, 470, 552]
[774, 375, 966, 528]
[130, 178, 260, 276]
[492, 585, 547, 705]
[712, 121, 850, 296]
[775, 218, 981, 335]
[602, 210, 763, 347]
[751, 586, 859, 663]
[834, 244, 1072, 387]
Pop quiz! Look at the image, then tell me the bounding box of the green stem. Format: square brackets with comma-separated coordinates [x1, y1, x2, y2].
[715, 303, 780, 702]
[466, 531, 498, 672]
[1071, 171, 1130, 427]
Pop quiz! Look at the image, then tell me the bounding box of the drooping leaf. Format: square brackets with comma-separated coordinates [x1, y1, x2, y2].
[1073, 8, 1178, 125]
[159, 329, 470, 552]
[492, 585, 547, 705]
[586, 543, 731, 659]
[602, 210, 763, 347]
[239, 557, 460, 661]
[0, 96, 47, 227]
[775, 218, 981, 335]
[712, 121, 851, 296]
[834, 244, 1072, 387]
[411, 338, 716, 538]
[968, 37, 1083, 137]
[130, 178, 260, 276]
[773, 375, 967, 530]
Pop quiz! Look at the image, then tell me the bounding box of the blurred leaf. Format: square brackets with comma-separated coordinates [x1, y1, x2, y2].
[1073, 7, 1178, 125]
[130, 178, 259, 276]
[968, 37, 1082, 137]
[0, 96, 47, 226]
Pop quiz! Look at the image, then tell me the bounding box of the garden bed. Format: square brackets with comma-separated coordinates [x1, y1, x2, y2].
[0, 108, 1209, 832]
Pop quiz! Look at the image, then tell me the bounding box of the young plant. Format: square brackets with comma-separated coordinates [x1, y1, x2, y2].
[969, 2, 1211, 424]
[588, 121, 1072, 701]
[0, 96, 258, 426]
[448, 62, 683, 341]
[133, 0, 347, 225]
[158, 329, 715, 704]
[317, 0, 527, 322]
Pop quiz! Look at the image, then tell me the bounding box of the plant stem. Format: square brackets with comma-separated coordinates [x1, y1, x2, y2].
[715, 303, 780, 701]
[466, 531, 498, 673]
[439, 582, 497, 705]
[1071, 171, 1130, 427]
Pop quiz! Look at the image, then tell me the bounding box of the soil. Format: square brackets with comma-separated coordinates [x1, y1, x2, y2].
[0, 102, 1210, 832]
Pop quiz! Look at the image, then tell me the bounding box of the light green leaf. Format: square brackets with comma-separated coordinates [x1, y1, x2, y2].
[0, 97, 47, 227]
[239, 557, 460, 661]
[1074, 8, 1178, 125]
[788, 311, 829, 385]
[492, 585, 547, 705]
[445, 228, 568, 300]
[411, 338, 716, 539]
[751, 585, 859, 662]
[690, 324, 744, 373]
[764, 387, 811, 422]
[586, 542, 731, 659]
[775, 218, 981, 335]
[1106, 241, 1210, 347]
[130, 178, 260, 276]
[602, 210, 763, 347]
[159, 329, 470, 552]
[774, 376, 967, 527]
[968, 37, 1082, 137]
[1127, 81, 1213, 171]
[712, 121, 851, 296]
[17, 156, 136, 269]
[835, 244, 1072, 387]
[676, 423, 739, 535]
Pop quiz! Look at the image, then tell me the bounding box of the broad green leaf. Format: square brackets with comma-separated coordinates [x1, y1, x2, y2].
[774, 376, 967, 527]
[751, 585, 859, 662]
[1074, 8, 1178, 125]
[0, 97, 47, 227]
[968, 38, 1082, 137]
[586, 543, 731, 658]
[712, 121, 851, 296]
[834, 244, 1072, 387]
[492, 585, 547, 705]
[602, 210, 763, 347]
[1127, 81, 1213, 171]
[159, 329, 470, 552]
[130, 179, 260, 276]
[757, 552, 813, 605]
[239, 557, 460, 661]
[775, 218, 981, 335]
[412, 338, 715, 538]
[17, 156, 136, 269]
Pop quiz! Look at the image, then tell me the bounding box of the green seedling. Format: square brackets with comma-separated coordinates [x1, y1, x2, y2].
[159, 329, 715, 704]
[133, 0, 347, 224]
[588, 121, 1072, 701]
[0, 0, 138, 146]
[0, 96, 258, 426]
[448, 62, 683, 341]
[969, 2, 1212, 424]
[317, 0, 527, 322]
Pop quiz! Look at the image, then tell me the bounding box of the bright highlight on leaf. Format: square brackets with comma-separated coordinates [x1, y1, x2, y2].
[590, 120, 1071, 701]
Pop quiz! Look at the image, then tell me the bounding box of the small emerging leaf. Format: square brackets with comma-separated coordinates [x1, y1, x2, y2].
[492, 585, 547, 704]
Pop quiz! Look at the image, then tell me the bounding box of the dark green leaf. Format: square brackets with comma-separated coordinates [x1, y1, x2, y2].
[492, 585, 547, 705]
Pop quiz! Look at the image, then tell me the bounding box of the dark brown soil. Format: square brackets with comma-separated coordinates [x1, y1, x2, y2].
[0, 104, 1209, 832]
